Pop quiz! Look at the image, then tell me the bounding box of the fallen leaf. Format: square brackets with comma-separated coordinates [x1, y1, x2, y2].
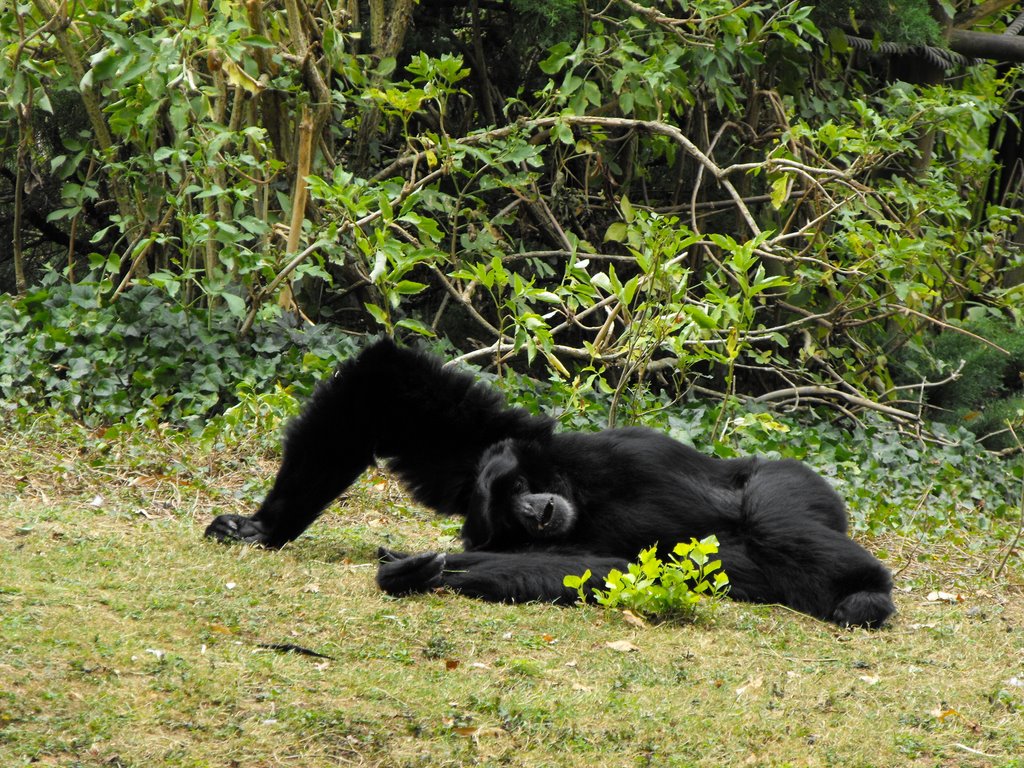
[859, 675, 880, 686]
[445, 659, 460, 671]
[468, 662, 491, 670]
[736, 676, 763, 697]
[621, 609, 647, 628]
[302, 583, 320, 594]
[572, 682, 593, 692]
[930, 707, 960, 721]
[89, 495, 104, 508]
[926, 590, 965, 604]
[605, 640, 640, 653]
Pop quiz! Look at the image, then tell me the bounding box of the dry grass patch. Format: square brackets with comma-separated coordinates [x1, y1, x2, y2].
[1, 422, 1022, 767]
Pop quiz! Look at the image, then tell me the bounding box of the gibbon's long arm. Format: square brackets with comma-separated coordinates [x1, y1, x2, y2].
[205, 339, 553, 547]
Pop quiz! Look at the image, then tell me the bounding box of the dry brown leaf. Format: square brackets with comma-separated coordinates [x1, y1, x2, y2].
[621, 609, 647, 628]
[736, 676, 763, 697]
[445, 659, 460, 671]
[926, 590, 966, 604]
[605, 640, 640, 653]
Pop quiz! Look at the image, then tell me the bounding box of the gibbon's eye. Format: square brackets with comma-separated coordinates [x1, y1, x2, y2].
[511, 477, 528, 495]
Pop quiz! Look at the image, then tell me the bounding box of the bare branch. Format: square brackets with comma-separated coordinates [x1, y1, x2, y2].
[752, 385, 920, 421]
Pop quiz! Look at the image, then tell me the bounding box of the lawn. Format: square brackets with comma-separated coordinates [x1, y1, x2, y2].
[1, 421, 1022, 767]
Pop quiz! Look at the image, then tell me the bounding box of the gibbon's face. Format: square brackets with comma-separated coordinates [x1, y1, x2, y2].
[462, 440, 576, 549]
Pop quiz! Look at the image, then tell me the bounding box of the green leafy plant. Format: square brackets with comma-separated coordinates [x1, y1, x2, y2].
[0, 278, 355, 429]
[564, 537, 730, 621]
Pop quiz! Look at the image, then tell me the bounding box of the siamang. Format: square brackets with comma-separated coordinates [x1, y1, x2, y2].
[205, 339, 895, 628]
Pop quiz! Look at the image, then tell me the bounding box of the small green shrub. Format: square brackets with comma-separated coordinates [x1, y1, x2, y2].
[564, 537, 730, 621]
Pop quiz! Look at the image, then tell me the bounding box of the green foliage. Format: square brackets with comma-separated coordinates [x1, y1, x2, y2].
[564, 538, 730, 621]
[0, 278, 354, 429]
[813, 0, 943, 45]
[540, 0, 821, 117]
[916, 316, 1024, 450]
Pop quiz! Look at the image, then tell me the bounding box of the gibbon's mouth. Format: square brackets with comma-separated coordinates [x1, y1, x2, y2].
[538, 498, 555, 529]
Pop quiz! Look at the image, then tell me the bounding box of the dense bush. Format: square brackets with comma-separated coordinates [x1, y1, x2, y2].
[0, 277, 355, 429]
[2, 0, 1021, 428]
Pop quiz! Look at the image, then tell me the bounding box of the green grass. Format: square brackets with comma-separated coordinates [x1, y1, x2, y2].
[1, 421, 1023, 767]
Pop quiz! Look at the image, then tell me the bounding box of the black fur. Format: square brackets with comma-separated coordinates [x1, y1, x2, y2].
[205, 339, 895, 628]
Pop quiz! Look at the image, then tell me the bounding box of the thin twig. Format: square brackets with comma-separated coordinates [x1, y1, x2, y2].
[994, 423, 1024, 580]
[898, 306, 1010, 355]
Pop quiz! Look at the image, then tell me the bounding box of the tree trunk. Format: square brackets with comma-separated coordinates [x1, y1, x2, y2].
[353, 0, 417, 173]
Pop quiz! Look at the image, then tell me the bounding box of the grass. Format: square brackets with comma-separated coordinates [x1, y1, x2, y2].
[1, 418, 1023, 767]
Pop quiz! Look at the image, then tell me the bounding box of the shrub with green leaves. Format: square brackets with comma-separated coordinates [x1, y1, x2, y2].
[564, 537, 730, 621]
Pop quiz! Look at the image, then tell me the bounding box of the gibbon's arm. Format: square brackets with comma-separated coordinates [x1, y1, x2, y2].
[376, 547, 629, 604]
[205, 339, 553, 547]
